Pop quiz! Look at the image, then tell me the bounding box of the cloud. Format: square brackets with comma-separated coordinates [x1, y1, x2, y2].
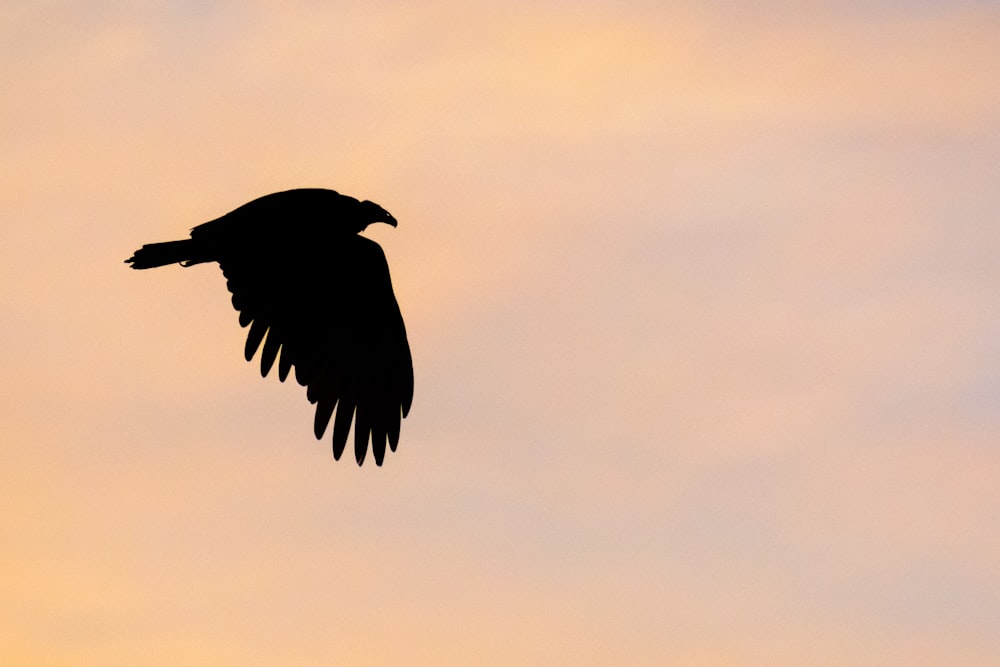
[3, 2, 1000, 664]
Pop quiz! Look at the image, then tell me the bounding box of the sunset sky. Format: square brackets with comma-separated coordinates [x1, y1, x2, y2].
[3, 1, 999, 664]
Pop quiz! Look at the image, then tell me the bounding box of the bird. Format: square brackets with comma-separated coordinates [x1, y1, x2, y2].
[126, 188, 413, 466]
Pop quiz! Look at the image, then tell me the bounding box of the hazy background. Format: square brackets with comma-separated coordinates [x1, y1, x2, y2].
[3, 1, 999, 664]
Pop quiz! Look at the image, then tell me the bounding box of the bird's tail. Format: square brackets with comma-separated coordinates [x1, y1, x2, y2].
[125, 239, 211, 269]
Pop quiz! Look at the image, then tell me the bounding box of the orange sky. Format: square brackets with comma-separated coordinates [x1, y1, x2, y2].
[3, 2, 1000, 665]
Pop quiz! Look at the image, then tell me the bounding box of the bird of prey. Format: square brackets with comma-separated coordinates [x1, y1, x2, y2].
[126, 188, 413, 466]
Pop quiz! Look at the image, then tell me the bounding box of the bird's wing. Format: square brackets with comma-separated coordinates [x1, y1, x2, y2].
[219, 235, 413, 465]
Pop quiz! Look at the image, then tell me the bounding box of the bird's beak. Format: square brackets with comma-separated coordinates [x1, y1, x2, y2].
[385, 213, 398, 227]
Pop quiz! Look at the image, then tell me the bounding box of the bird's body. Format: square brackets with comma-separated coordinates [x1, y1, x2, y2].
[127, 189, 413, 466]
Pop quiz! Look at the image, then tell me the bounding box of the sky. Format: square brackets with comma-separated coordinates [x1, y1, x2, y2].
[2, 1, 999, 664]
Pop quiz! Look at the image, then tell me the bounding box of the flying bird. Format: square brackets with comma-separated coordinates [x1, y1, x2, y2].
[126, 188, 413, 466]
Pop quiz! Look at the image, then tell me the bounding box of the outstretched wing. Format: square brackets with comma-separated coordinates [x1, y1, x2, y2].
[219, 234, 413, 465]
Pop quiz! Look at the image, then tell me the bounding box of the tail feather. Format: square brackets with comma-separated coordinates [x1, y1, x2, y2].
[125, 239, 208, 269]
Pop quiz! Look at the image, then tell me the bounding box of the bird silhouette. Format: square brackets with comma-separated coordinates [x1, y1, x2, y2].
[126, 188, 413, 466]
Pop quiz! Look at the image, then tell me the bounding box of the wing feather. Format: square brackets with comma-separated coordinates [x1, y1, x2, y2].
[244, 318, 268, 362]
[331, 399, 354, 461]
[260, 327, 281, 377]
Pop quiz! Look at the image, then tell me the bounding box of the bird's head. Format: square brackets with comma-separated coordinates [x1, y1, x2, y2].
[358, 200, 397, 228]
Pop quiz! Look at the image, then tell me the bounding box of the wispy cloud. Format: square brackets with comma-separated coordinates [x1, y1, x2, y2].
[2, 2, 999, 664]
